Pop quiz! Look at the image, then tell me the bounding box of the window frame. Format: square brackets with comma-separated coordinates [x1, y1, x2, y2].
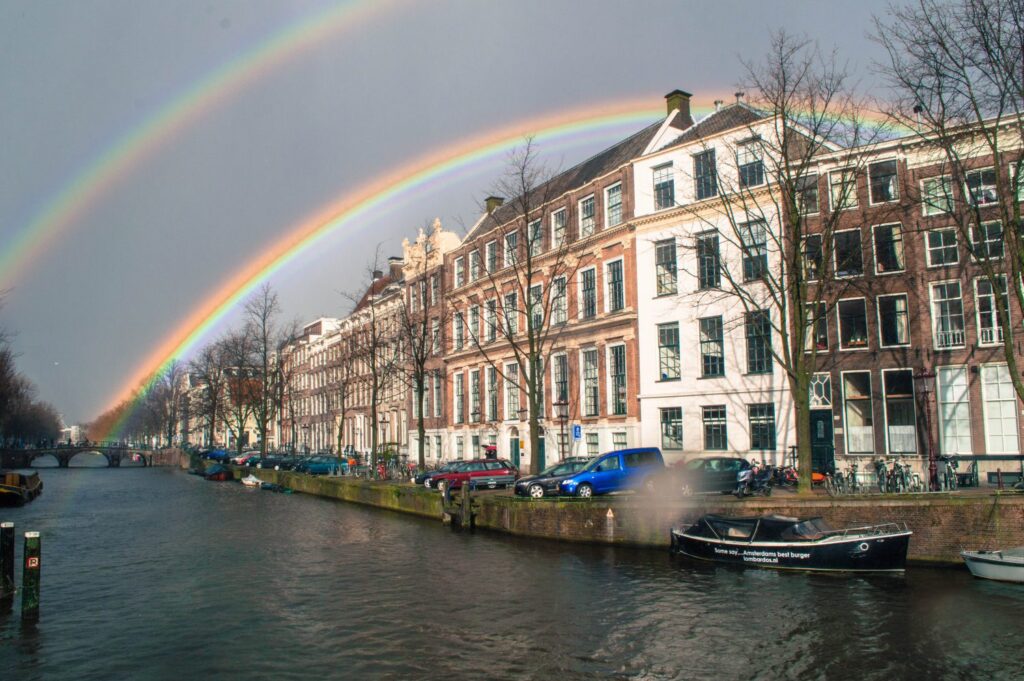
[605, 257, 625, 313]
[748, 403, 777, 451]
[605, 182, 623, 228]
[580, 348, 600, 418]
[868, 159, 900, 205]
[872, 222, 905, 275]
[653, 163, 675, 210]
[606, 343, 627, 417]
[833, 227, 864, 278]
[578, 194, 596, 238]
[485, 240, 498, 273]
[660, 407, 683, 450]
[744, 309, 773, 374]
[975, 275, 1009, 347]
[654, 238, 678, 296]
[876, 293, 911, 348]
[578, 266, 598, 320]
[921, 175, 954, 217]
[453, 256, 465, 288]
[693, 149, 718, 201]
[737, 139, 765, 189]
[837, 297, 870, 351]
[829, 168, 858, 211]
[702, 405, 728, 451]
[981, 363, 1020, 454]
[925, 228, 958, 268]
[881, 368, 917, 455]
[841, 370, 875, 455]
[657, 321, 681, 381]
[528, 219, 543, 258]
[929, 279, 967, 351]
[696, 230, 721, 290]
[965, 167, 998, 206]
[550, 209, 567, 250]
[699, 316, 725, 377]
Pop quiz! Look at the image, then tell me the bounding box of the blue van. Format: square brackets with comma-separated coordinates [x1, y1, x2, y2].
[558, 447, 665, 497]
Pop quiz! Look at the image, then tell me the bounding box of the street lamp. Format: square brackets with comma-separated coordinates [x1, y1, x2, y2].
[913, 369, 938, 491]
[553, 399, 569, 461]
[378, 414, 389, 474]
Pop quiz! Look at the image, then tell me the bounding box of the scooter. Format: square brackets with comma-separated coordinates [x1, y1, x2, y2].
[735, 461, 774, 498]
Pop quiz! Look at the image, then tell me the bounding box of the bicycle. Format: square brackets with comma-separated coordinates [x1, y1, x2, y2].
[940, 457, 959, 491]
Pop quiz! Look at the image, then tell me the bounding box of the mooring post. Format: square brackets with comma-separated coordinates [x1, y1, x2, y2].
[1, 522, 14, 603]
[21, 531, 40, 619]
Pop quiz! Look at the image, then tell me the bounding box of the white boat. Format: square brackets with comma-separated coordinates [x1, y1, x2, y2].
[240, 474, 263, 488]
[961, 547, 1024, 583]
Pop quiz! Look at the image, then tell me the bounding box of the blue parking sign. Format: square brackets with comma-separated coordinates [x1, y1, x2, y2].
[572, 424, 582, 441]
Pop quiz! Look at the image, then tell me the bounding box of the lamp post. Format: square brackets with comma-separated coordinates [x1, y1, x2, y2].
[301, 424, 310, 455]
[553, 399, 569, 461]
[378, 414, 389, 476]
[913, 369, 938, 491]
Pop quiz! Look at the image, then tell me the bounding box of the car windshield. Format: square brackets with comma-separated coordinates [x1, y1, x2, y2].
[582, 455, 617, 472]
[541, 463, 573, 476]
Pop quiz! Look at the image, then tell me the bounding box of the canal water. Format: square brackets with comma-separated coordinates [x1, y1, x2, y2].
[0, 466, 1020, 681]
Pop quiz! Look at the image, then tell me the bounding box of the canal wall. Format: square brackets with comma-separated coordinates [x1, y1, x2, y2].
[227, 466, 1024, 565]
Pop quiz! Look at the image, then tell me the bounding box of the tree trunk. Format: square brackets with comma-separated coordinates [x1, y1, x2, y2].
[416, 378, 426, 471]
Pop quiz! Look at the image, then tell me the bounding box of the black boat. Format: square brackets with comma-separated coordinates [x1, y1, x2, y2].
[0, 470, 43, 507]
[671, 514, 911, 573]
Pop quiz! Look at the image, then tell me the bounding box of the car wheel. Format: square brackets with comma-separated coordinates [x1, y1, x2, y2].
[528, 483, 545, 499]
[576, 483, 593, 498]
[424, 479, 432, 488]
[679, 483, 694, 497]
[437, 480, 447, 494]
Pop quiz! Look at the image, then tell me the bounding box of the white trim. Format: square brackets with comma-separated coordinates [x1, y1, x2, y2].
[577, 265, 598, 320]
[974, 275, 1008, 347]
[928, 279, 967, 351]
[828, 167, 859, 212]
[578, 193, 597, 237]
[923, 227, 959, 268]
[936, 365, 973, 456]
[604, 181, 623, 228]
[875, 293, 911, 348]
[836, 296, 870, 351]
[871, 222, 905, 275]
[980, 363, 1020, 455]
[920, 175, 953, 217]
[549, 209, 566, 250]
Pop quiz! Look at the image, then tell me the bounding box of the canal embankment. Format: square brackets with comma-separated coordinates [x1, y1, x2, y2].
[222, 464, 1024, 565]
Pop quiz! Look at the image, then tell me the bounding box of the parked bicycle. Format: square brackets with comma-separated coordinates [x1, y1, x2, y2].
[940, 456, 959, 491]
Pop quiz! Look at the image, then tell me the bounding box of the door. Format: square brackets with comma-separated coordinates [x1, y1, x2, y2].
[537, 435, 545, 471]
[592, 454, 625, 493]
[510, 437, 520, 468]
[810, 410, 835, 473]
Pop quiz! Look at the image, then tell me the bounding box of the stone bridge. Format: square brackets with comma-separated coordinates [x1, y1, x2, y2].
[0, 443, 159, 469]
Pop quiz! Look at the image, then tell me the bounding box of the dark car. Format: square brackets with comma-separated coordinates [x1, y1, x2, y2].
[415, 460, 464, 487]
[559, 448, 665, 497]
[514, 457, 591, 498]
[670, 456, 751, 495]
[257, 454, 298, 471]
[432, 459, 518, 493]
[204, 449, 230, 462]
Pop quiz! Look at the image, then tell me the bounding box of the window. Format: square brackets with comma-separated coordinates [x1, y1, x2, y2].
[605, 183, 622, 227]
[503, 292, 518, 335]
[504, 232, 518, 267]
[431, 319, 441, 354]
[455, 436, 464, 459]
[552, 277, 567, 325]
[694, 149, 718, 200]
[926, 228, 958, 266]
[696, 231, 721, 289]
[830, 168, 858, 210]
[745, 310, 772, 374]
[553, 354, 568, 405]
[1013, 161, 1024, 202]
[877, 294, 910, 347]
[796, 174, 819, 214]
[453, 312, 464, 351]
[809, 373, 832, 408]
[613, 432, 627, 450]
[579, 195, 596, 237]
[748, 404, 776, 450]
[432, 370, 442, 417]
[922, 175, 953, 216]
[931, 282, 965, 349]
[703, 406, 727, 450]
[699, 316, 725, 377]
[976, 276, 1008, 346]
[582, 349, 599, 417]
[971, 221, 1003, 259]
[586, 432, 600, 457]
[937, 366, 972, 455]
[873, 223, 905, 273]
[653, 163, 674, 210]
[606, 260, 624, 312]
[454, 373, 464, 424]
[843, 372, 874, 454]
[805, 302, 828, 351]
[409, 285, 418, 313]
[803, 234, 823, 280]
[661, 407, 683, 449]
[869, 160, 899, 203]
[966, 167, 998, 205]
[883, 370, 916, 454]
[835, 229, 863, 277]
[740, 220, 768, 281]
[485, 300, 497, 342]
[486, 367, 498, 421]
[982, 364, 1019, 453]
[580, 268, 597, 319]
[609, 345, 627, 416]
[655, 239, 678, 295]
[430, 274, 439, 306]
[485, 240, 498, 272]
[551, 209, 566, 249]
[838, 299, 869, 349]
[528, 220, 543, 257]
[454, 257, 465, 287]
[470, 371, 481, 422]
[529, 284, 543, 328]
[505, 363, 519, 419]
[658, 322, 681, 380]
[468, 305, 479, 342]
[737, 140, 765, 188]
[469, 250, 481, 281]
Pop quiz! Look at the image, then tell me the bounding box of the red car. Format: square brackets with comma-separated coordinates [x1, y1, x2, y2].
[432, 459, 518, 493]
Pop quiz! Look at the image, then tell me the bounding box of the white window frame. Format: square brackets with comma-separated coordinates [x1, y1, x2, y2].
[929, 279, 967, 351]
[841, 370, 875, 455]
[975, 275, 1008, 347]
[833, 227, 864, 279]
[868, 158, 900, 205]
[504, 362, 520, 421]
[881, 368, 917, 455]
[550, 352, 569, 420]
[980, 363, 1019, 454]
[550, 209, 567, 249]
[528, 219, 543, 257]
[468, 305, 480, 343]
[829, 168, 858, 211]
[485, 240, 498, 273]
[937, 365, 972, 455]
[605, 342, 627, 417]
[836, 296, 870, 351]
[604, 182, 623, 227]
[876, 293, 911, 348]
[578, 266, 598, 320]
[924, 228, 958, 268]
[453, 256, 465, 288]
[504, 231, 518, 268]
[469, 250, 481, 281]
[551, 276, 567, 325]
[871, 222, 905, 275]
[921, 175, 954, 217]
[653, 162, 675, 210]
[604, 256, 625, 313]
[580, 347, 600, 418]
[965, 166, 998, 206]
[578, 194, 596, 238]
[453, 371, 465, 425]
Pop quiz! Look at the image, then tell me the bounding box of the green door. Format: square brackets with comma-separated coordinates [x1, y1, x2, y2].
[510, 437, 520, 468]
[810, 410, 835, 474]
[537, 435, 545, 471]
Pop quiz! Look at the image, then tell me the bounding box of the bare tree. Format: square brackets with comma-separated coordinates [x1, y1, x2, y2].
[145, 360, 184, 446]
[245, 283, 282, 454]
[330, 329, 363, 458]
[220, 330, 258, 453]
[875, 0, 1024, 398]
[190, 342, 229, 447]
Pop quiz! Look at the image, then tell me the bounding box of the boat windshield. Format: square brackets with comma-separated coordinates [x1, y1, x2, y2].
[780, 518, 834, 541]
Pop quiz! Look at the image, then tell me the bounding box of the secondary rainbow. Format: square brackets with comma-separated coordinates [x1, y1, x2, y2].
[0, 0, 399, 288]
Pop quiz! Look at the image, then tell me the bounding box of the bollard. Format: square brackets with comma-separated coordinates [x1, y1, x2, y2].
[21, 531, 40, 619]
[996, 468, 1003, 490]
[1, 522, 13, 602]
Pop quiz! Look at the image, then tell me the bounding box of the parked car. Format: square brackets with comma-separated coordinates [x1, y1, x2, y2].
[204, 449, 230, 462]
[294, 456, 346, 476]
[432, 459, 518, 493]
[415, 460, 465, 487]
[257, 455, 298, 471]
[558, 448, 665, 498]
[666, 456, 751, 495]
[514, 457, 591, 498]
[231, 450, 260, 465]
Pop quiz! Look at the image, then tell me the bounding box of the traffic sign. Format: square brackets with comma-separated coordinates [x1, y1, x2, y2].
[572, 424, 582, 441]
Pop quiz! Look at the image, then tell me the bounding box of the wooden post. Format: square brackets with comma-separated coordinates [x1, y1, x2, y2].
[21, 531, 40, 619]
[1, 522, 13, 603]
[460, 481, 472, 530]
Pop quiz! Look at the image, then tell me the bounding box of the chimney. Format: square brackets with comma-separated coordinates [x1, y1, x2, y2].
[714, 99, 724, 112]
[735, 91, 745, 104]
[372, 269, 383, 280]
[665, 89, 693, 127]
[485, 196, 504, 214]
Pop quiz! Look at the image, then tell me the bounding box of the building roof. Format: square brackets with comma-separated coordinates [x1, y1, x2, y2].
[658, 104, 767, 151]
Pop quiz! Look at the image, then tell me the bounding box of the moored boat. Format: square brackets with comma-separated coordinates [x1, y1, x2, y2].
[240, 474, 262, 488]
[204, 464, 232, 481]
[671, 514, 911, 573]
[0, 470, 43, 507]
[961, 548, 1024, 583]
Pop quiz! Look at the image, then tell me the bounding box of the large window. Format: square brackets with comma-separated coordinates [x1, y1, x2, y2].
[877, 294, 910, 347]
[552, 277, 567, 325]
[551, 209, 566, 249]
[528, 220, 543, 257]
[931, 282, 965, 349]
[694, 149, 718, 200]
[938, 366, 972, 455]
[805, 302, 828, 351]
[606, 260, 624, 312]
[580, 268, 597, 319]
[468, 305, 479, 342]
[552, 354, 568, 405]
[486, 367, 498, 421]
[529, 284, 543, 328]
[737, 141, 764, 188]
[469, 250, 481, 281]
[748, 403, 776, 450]
[432, 370, 442, 417]
[505, 363, 520, 419]
[976, 276, 1008, 346]
[430, 274, 439, 306]
[699, 316, 725, 377]
[740, 220, 768, 281]
[838, 299, 869, 349]
[470, 370, 481, 422]
[843, 372, 874, 454]
[454, 257, 465, 288]
[883, 370, 916, 454]
[658, 322, 681, 380]
[485, 300, 497, 342]
[696, 231, 721, 289]
[869, 160, 899, 203]
[609, 345, 627, 416]
[830, 168, 858, 210]
[582, 349, 599, 417]
[579, 195, 596, 237]
[655, 239, 678, 295]
[835, 229, 863, 277]
[966, 167, 998, 205]
[926, 228, 958, 266]
[703, 406, 727, 450]
[586, 432, 600, 457]
[453, 312, 464, 351]
[486, 240, 498, 272]
[873, 223, 905, 273]
[504, 231, 518, 267]
[454, 373, 465, 424]
[605, 183, 622, 227]
[661, 407, 683, 450]
[653, 163, 675, 210]
[503, 292, 518, 335]
[803, 234, 823, 280]
[797, 173, 819, 214]
[922, 175, 953, 216]
[745, 310, 772, 374]
[982, 364, 1019, 454]
[972, 221, 1003, 260]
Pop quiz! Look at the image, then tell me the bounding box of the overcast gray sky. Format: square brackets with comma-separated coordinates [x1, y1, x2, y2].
[0, 0, 895, 423]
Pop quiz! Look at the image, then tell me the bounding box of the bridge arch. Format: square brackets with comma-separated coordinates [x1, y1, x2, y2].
[66, 450, 113, 467]
[27, 452, 61, 467]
